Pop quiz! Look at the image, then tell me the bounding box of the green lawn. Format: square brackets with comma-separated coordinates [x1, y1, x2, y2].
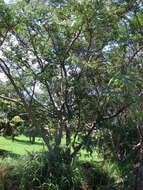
[0, 135, 46, 156]
[0, 135, 122, 184]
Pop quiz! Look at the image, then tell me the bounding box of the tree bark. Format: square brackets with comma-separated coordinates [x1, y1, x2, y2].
[31, 136, 35, 144]
[65, 121, 71, 164]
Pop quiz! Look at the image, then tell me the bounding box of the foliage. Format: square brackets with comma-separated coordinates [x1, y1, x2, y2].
[1, 150, 122, 190]
[0, 0, 142, 159]
[0, 0, 143, 188]
[2, 151, 82, 190]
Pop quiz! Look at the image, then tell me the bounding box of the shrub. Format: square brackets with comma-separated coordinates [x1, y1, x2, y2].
[1, 150, 119, 190]
[3, 150, 82, 190]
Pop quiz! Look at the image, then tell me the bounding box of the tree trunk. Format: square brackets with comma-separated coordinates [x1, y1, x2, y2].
[12, 134, 15, 141]
[31, 136, 35, 144]
[54, 119, 63, 152]
[11, 128, 15, 141]
[65, 121, 71, 164]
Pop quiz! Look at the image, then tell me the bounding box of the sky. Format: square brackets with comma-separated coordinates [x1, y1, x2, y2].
[0, 73, 7, 82]
[4, 0, 13, 3]
[4, 0, 18, 4]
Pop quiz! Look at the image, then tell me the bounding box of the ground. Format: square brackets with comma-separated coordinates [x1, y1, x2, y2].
[0, 135, 123, 189]
[0, 135, 45, 156]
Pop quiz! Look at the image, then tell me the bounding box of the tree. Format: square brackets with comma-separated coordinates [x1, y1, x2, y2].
[0, 1, 143, 183]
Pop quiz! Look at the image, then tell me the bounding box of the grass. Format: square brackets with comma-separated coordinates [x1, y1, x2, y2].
[0, 135, 127, 189]
[78, 149, 122, 184]
[0, 135, 46, 156]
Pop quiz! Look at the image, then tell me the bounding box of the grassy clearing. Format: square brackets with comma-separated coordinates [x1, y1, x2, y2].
[0, 135, 123, 188]
[0, 135, 46, 156]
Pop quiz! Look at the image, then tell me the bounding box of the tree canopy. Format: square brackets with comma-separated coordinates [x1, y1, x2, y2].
[0, 3, 143, 187]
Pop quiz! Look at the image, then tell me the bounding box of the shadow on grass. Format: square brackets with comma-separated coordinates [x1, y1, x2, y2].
[79, 161, 119, 190]
[14, 138, 44, 146]
[0, 149, 20, 159]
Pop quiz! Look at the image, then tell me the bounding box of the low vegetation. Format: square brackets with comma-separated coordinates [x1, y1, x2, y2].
[0, 136, 135, 190]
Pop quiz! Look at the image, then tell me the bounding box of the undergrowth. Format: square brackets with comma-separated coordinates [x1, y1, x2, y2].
[0, 150, 135, 190]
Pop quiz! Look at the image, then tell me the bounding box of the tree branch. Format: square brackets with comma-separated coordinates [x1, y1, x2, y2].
[0, 95, 22, 105]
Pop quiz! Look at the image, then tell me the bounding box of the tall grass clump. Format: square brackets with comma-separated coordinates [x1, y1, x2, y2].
[3, 150, 82, 190]
[0, 149, 122, 190]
